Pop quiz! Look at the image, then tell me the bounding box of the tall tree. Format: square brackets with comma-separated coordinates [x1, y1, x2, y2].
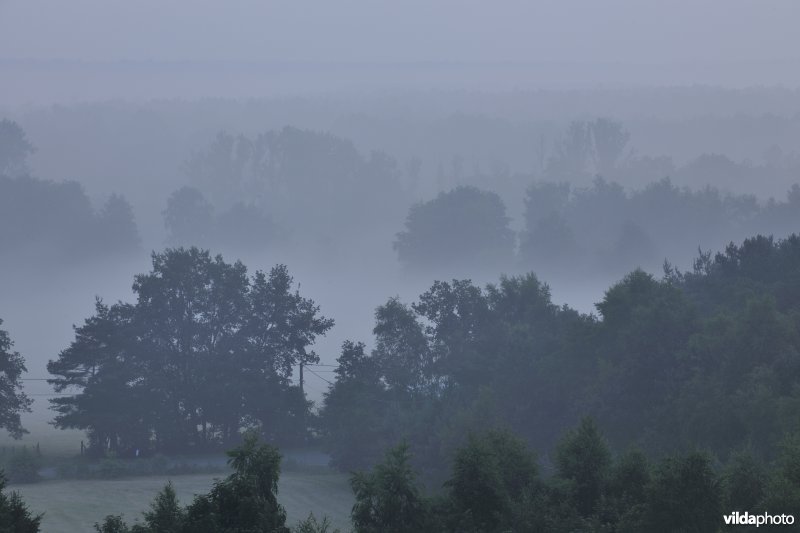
[49, 249, 331, 454]
[0, 319, 32, 439]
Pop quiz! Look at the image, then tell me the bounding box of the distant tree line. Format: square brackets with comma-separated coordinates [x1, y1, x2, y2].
[47, 248, 333, 456]
[0, 119, 140, 264]
[323, 234, 800, 486]
[520, 176, 800, 277]
[179, 127, 409, 235]
[0, 175, 140, 263]
[163, 186, 283, 252]
[394, 179, 800, 278]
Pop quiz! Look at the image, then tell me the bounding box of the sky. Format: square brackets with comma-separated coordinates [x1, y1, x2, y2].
[1, 1, 800, 102]
[1, 1, 797, 65]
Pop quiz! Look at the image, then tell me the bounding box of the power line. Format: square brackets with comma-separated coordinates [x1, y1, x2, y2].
[304, 367, 334, 386]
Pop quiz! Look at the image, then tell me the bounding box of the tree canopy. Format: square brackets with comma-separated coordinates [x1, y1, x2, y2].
[48, 248, 332, 455]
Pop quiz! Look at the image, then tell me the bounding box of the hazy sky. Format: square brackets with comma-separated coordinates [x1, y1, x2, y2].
[2, 1, 798, 65]
[2, 1, 800, 103]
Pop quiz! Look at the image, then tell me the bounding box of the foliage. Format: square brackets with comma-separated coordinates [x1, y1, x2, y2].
[95, 435, 289, 533]
[48, 248, 332, 455]
[394, 186, 515, 274]
[322, 234, 800, 483]
[293, 513, 340, 533]
[0, 471, 42, 533]
[350, 443, 432, 533]
[0, 320, 32, 439]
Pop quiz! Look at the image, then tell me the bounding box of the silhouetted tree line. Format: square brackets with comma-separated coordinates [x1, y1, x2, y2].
[323, 234, 800, 487]
[47, 248, 333, 455]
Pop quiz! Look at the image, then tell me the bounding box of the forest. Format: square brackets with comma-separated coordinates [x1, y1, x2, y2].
[3, 3, 800, 530]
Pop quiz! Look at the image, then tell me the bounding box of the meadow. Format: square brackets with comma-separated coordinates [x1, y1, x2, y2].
[13, 470, 354, 533]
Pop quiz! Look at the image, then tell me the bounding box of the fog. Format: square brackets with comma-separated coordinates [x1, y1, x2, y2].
[2, 1, 800, 531]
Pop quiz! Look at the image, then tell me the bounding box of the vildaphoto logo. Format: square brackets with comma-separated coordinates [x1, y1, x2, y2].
[723, 511, 795, 527]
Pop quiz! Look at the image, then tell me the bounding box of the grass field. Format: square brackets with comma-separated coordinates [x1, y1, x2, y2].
[13, 470, 354, 532]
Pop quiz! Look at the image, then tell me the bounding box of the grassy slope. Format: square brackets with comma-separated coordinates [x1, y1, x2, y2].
[13, 471, 354, 533]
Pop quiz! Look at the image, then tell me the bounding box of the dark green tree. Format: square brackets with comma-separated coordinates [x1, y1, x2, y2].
[445, 430, 541, 533]
[554, 417, 612, 518]
[182, 434, 289, 533]
[645, 452, 721, 533]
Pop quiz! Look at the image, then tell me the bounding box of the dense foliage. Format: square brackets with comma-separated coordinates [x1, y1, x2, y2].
[0, 320, 32, 439]
[47, 248, 333, 455]
[349, 421, 800, 533]
[82, 421, 800, 533]
[323, 234, 800, 483]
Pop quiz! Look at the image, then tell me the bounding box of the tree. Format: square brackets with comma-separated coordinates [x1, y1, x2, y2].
[590, 118, 630, 177]
[519, 211, 581, 273]
[321, 341, 392, 471]
[95, 435, 289, 533]
[96, 194, 141, 254]
[554, 417, 612, 517]
[0, 472, 41, 533]
[546, 121, 592, 181]
[247, 265, 334, 396]
[182, 434, 290, 533]
[1, 175, 138, 262]
[49, 249, 331, 454]
[0, 319, 32, 439]
[445, 430, 540, 532]
[138, 483, 184, 533]
[372, 298, 430, 395]
[350, 443, 431, 533]
[645, 452, 721, 533]
[0, 119, 35, 177]
[48, 300, 150, 455]
[394, 186, 515, 274]
[163, 187, 215, 246]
